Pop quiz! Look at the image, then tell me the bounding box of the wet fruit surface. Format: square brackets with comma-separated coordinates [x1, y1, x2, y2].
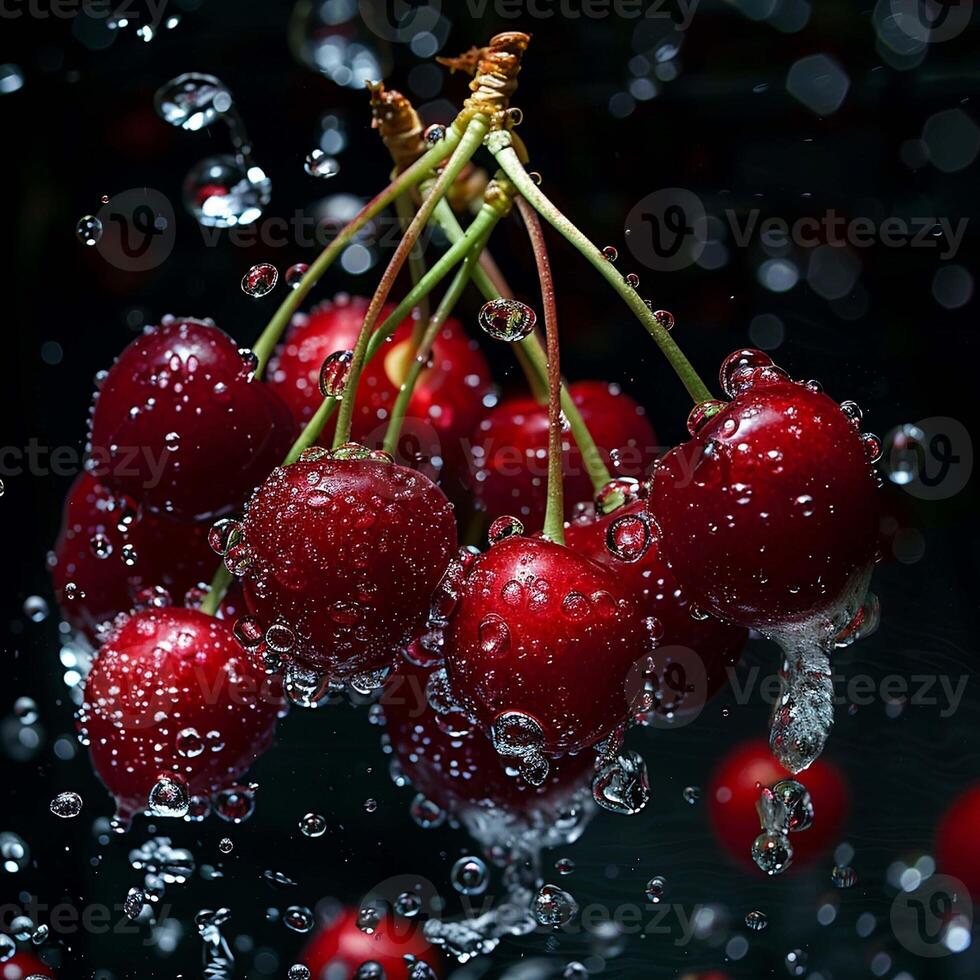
[443, 535, 648, 755]
[79, 607, 284, 821]
[935, 784, 980, 900]
[234, 456, 457, 678]
[470, 381, 657, 531]
[88, 317, 296, 519]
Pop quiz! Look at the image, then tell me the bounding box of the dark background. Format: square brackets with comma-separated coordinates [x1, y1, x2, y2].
[2, 0, 978, 977]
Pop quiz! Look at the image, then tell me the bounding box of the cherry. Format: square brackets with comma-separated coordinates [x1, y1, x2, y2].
[442, 535, 648, 760]
[563, 500, 747, 718]
[50, 474, 216, 643]
[708, 738, 848, 871]
[302, 907, 440, 979]
[267, 295, 493, 495]
[648, 354, 880, 635]
[1, 954, 55, 979]
[231, 453, 457, 681]
[79, 606, 284, 822]
[469, 381, 657, 531]
[88, 316, 296, 520]
[935, 784, 980, 900]
[383, 661, 593, 823]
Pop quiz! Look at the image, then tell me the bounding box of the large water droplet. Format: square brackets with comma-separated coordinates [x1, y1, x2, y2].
[304, 148, 339, 178]
[477, 615, 511, 659]
[752, 830, 793, 876]
[488, 515, 524, 544]
[50, 790, 83, 818]
[319, 349, 354, 397]
[605, 513, 652, 562]
[686, 399, 728, 437]
[155, 73, 233, 130]
[242, 263, 278, 298]
[451, 856, 488, 896]
[184, 154, 270, 227]
[76, 214, 103, 246]
[719, 348, 774, 398]
[147, 774, 190, 818]
[531, 884, 578, 927]
[478, 298, 537, 342]
[592, 750, 649, 815]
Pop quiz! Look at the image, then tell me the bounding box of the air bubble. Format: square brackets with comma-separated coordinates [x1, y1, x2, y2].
[644, 875, 666, 903]
[76, 215, 103, 246]
[299, 812, 327, 837]
[451, 856, 488, 896]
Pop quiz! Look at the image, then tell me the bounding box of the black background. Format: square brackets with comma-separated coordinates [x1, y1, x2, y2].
[2, 0, 979, 977]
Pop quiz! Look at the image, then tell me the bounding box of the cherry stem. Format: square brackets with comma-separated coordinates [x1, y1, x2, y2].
[383, 223, 494, 456]
[429, 196, 613, 493]
[248, 126, 463, 378]
[515, 196, 565, 544]
[490, 139, 714, 405]
[333, 117, 490, 449]
[394, 187, 430, 340]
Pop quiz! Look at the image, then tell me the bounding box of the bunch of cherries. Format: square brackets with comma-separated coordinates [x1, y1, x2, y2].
[50, 35, 886, 904]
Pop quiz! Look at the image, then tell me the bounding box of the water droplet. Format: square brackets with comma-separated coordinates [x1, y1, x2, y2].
[424, 124, 446, 145]
[123, 887, 145, 920]
[242, 263, 278, 297]
[719, 349, 774, 398]
[233, 615, 264, 650]
[451, 856, 488, 896]
[861, 431, 883, 463]
[644, 875, 666, 903]
[605, 513, 651, 562]
[477, 615, 511, 658]
[22, 597, 48, 623]
[357, 906, 381, 934]
[155, 72, 233, 130]
[184, 154, 271, 227]
[76, 214, 102, 246]
[602, 245, 618, 262]
[831, 865, 857, 888]
[768, 779, 814, 832]
[592, 750, 649, 815]
[682, 785, 700, 805]
[625, 272, 640, 288]
[652, 309, 675, 331]
[299, 812, 327, 837]
[478, 298, 537, 342]
[745, 909, 768, 931]
[214, 785, 255, 823]
[555, 857, 575, 875]
[840, 399, 863, 426]
[410, 793, 446, 829]
[488, 515, 524, 544]
[284, 905, 315, 933]
[318, 349, 354, 397]
[751, 830, 793, 876]
[176, 727, 205, 759]
[288, 965, 311, 980]
[303, 147, 340, 179]
[218, 837, 234, 855]
[285, 263, 309, 289]
[594, 476, 641, 514]
[147, 774, 190, 818]
[208, 518, 242, 556]
[532, 884, 578, 927]
[686, 399, 728, 437]
[395, 891, 421, 917]
[50, 790, 83, 818]
[364, 798, 378, 813]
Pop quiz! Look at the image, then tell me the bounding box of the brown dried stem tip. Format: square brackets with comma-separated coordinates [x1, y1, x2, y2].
[367, 81, 426, 173]
[439, 31, 532, 121]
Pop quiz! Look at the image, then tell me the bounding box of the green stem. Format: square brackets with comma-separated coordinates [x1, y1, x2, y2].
[491, 141, 714, 405]
[395, 189, 430, 338]
[430, 197, 612, 493]
[516, 196, 564, 545]
[248, 125, 463, 377]
[383, 224, 494, 455]
[333, 117, 490, 449]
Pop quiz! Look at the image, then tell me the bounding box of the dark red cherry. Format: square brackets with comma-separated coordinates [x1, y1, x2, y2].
[708, 738, 848, 871]
[443, 535, 647, 757]
[1, 953, 55, 979]
[384, 661, 593, 822]
[564, 500, 747, 718]
[50, 474, 217, 643]
[79, 607, 284, 822]
[88, 317, 296, 519]
[469, 381, 657, 531]
[935, 784, 980, 900]
[267, 295, 493, 493]
[302, 907, 440, 980]
[233, 454, 457, 680]
[648, 365, 879, 633]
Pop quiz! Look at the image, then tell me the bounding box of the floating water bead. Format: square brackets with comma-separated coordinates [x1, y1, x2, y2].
[451, 856, 489, 896]
[76, 214, 103, 246]
[478, 298, 537, 342]
[50, 791, 83, 818]
[285, 263, 309, 289]
[241, 263, 278, 298]
[319, 349, 354, 397]
[155, 73, 233, 130]
[304, 149, 339, 179]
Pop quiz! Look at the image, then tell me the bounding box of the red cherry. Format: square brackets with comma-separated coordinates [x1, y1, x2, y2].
[648, 365, 879, 633]
[708, 739, 849, 871]
[935, 784, 980, 900]
[563, 500, 747, 718]
[79, 607, 284, 822]
[89, 317, 296, 520]
[384, 661, 593, 823]
[443, 535, 647, 758]
[267, 295, 493, 493]
[1, 953, 55, 979]
[302, 907, 440, 980]
[50, 474, 217, 642]
[233, 454, 457, 680]
[470, 381, 657, 531]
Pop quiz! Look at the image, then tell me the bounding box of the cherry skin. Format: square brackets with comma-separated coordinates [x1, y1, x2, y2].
[267, 295, 493, 494]
[648, 361, 879, 634]
[935, 784, 980, 900]
[384, 661, 593, 822]
[50, 474, 217, 643]
[708, 738, 849, 871]
[88, 317, 296, 520]
[302, 907, 440, 980]
[79, 606, 285, 822]
[442, 535, 648, 756]
[1, 953, 55, 979]
[232, 454, 457, 680]
[563, 500, 747, 718]
[469, 381, 657, 531]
